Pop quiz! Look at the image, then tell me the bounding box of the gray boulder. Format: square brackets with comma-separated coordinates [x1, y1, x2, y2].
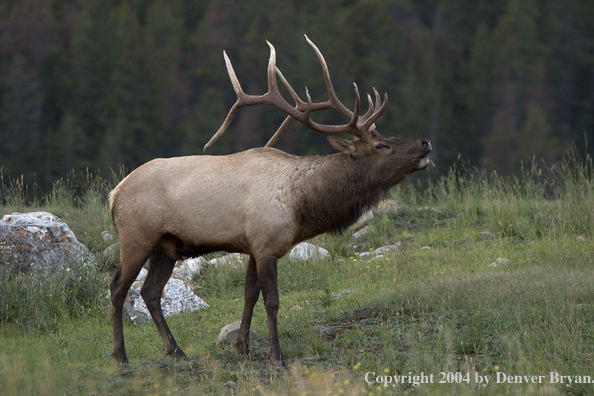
[0, 211, 95, 275]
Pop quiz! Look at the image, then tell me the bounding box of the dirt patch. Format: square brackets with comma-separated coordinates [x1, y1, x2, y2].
[320, 307, 392, 341]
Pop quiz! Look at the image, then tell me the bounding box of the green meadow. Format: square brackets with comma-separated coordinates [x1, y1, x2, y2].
[1, 152, 593, 395]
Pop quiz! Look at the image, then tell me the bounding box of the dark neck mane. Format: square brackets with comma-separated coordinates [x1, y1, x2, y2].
[292, 153, 391, 242]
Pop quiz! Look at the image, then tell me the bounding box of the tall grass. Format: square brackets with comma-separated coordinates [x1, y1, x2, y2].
[394, 149, 594, 240]
[0, 264, 109, 333]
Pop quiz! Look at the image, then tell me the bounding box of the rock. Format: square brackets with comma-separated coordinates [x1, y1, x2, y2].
[101, 230, 114, 243]
[349, 210, 373, 230]
[124, 277, 208, 324]
[488, 257, 509, 267]
[135, 268, 148, 281]
[217, 321, 259, 344]
[173, 257, 207, 281]
[374, 199, 401, 215]
[352, 225, 373, 240]
[0, 211, 95, 275]
[421, 246, 432, 250]
[289, 242, 330, 261]
[359, 242, 402, 257]
[480, 231, 494, 240]
[208, 253, 246, 267]
[417, 207, 444, 215]
[101, 243, 119, 262]
[332, 289, 353, 299]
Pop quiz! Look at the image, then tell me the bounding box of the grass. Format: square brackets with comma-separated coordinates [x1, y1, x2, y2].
[1, 152, 594, 395]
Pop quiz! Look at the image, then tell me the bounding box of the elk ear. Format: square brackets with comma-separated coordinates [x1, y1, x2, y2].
[327, 136, 355, 154]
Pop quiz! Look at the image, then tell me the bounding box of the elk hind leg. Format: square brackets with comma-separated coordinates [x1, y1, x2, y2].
[235, 255, 260, 357]
[111, 247, 151, 363]
[141, 237, 188, 361]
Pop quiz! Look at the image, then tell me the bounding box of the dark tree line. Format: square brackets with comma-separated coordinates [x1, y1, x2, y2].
[1, 0, 593, 190]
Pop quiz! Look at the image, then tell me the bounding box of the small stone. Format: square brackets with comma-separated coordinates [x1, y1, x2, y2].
[289, 242, 330, 261]
[480, 231, 494, 240]
[417, 207, 444, 215]
[208, 253, 245, 267]
[101, 231, 114, 243]
[217, 321, 259, 344]
[359, 242, 402, 257]
[352, 226, 373, 240]
[101, 243, 119, 262]
[421, 246, 431, 250]
[332, 289, 353, 299]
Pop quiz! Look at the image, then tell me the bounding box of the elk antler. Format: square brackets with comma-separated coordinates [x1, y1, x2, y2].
[204, 35, 388, 152]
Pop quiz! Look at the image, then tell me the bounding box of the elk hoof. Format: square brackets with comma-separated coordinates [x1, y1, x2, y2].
[112, 350, 129, 364]
[169, 348, 189, 362]
[273, 360, 287, 368]
[238, 354, 253, 361]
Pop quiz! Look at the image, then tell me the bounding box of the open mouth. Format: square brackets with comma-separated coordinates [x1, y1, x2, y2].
[414, 157, 430, 169]
[414, 147, 432, 169]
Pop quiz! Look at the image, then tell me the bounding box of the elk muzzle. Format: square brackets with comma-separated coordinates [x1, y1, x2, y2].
[414, 139, 432, 169]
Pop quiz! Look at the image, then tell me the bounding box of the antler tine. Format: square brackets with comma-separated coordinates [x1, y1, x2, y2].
[275, 66, 305, 108]
[362, 91, 388, 130]
[265, 41, 281, 96]
[304, 34, 353, 119]
[263, 66, 302, 147]
[348, 83, 361, 129]
[374, 88, 381, 111]
[360, 92, 375, 121]
[203, 51, 246, 152]
[265, 115, 294, 147]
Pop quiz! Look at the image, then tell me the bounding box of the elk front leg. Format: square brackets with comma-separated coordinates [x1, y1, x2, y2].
[141, 249, 188, 361]
[256, 255, 285, 365]
[235, 256, 260, 357]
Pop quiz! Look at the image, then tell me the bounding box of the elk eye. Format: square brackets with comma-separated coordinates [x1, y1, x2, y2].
[375, 144, 388, 150]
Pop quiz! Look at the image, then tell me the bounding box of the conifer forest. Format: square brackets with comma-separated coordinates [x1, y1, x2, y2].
[1, 0, 593, 189]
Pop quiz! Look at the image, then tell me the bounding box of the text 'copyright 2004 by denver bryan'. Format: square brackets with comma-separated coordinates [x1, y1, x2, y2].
[364, 371, 594, 388]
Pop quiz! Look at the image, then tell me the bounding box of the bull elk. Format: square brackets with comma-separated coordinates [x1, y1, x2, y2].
[109, 35, 431, 364]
